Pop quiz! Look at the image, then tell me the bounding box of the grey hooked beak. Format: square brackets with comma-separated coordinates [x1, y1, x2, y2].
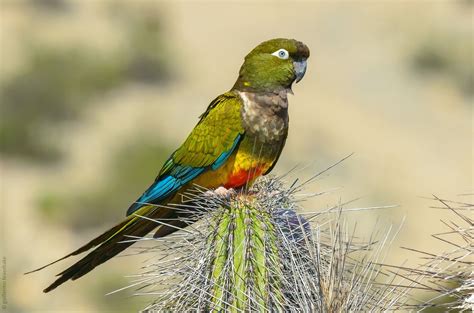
[293, 59, 307, 83]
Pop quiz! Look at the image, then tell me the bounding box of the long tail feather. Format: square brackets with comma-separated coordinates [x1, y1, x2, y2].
[43, 214, 159, 292]
[25, 217, 133, 275]
[28, 205, 177, 293]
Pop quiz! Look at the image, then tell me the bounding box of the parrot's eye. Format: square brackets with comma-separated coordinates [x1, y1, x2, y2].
[272, 49, 289, 60]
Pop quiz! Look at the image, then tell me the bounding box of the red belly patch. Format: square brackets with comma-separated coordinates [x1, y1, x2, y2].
[224, 167, 264, 189]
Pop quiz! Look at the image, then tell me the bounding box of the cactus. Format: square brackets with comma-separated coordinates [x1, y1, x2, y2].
[394, 196, 473, 312]
[119, 173, 410, 312]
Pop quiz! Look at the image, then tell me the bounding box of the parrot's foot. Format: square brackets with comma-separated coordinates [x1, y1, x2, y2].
[204, 186, 236, 200]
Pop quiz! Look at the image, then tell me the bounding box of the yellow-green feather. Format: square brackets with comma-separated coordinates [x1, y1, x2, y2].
[161, 92, 244, 175]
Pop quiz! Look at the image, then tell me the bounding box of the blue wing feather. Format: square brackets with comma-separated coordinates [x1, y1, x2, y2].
[126, 134, 242, 216]
[211, 134, 241, 170]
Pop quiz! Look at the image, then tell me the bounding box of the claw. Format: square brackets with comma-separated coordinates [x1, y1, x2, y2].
[204, 186, 236, 199]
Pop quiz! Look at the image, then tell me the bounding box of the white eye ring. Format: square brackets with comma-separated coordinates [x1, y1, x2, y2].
[272, 49, 289, 60]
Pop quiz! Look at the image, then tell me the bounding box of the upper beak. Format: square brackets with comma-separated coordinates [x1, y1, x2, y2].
[293, 59, 307, 83]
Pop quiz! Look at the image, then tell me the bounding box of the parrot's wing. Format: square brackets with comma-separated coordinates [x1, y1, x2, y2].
[27, 93, 244, 290]
[127, 92, 245, 216]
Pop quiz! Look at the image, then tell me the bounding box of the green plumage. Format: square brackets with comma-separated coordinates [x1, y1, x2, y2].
[164, 93, 244, 171]
[234, 38, 309, 92]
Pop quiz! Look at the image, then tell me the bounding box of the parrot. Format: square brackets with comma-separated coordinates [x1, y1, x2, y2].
[28, 38, 310, 292]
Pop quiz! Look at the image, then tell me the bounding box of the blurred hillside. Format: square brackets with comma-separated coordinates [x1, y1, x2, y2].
[0, 1, 472, 312]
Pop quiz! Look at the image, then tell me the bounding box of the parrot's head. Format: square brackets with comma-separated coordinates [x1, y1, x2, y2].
[233, 38, 310, 93]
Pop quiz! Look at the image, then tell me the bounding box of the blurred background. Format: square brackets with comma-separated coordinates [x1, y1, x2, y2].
[0, 0, 472, 311]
